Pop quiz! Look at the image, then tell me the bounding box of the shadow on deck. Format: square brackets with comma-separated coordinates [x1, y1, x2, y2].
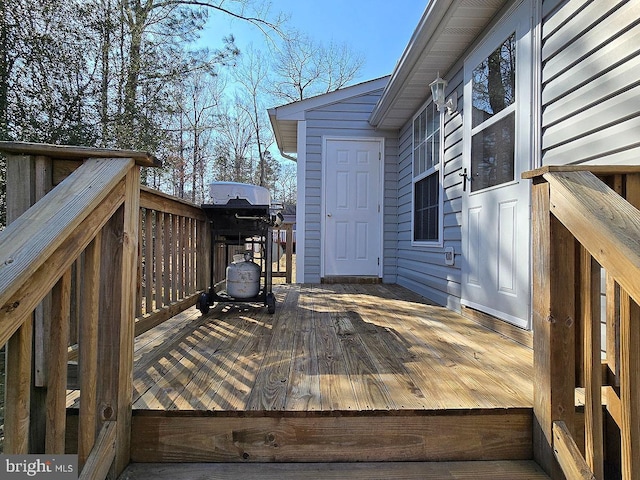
[70, 284, 540, 468]
[128, 283, 534, 414]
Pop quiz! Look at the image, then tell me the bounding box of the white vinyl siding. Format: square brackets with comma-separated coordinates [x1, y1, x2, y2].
[301, 90, 398, 283]
[541, 0, 640, 165]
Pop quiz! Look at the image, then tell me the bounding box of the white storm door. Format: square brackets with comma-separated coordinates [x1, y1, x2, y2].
[323, 138, 382, 277]
[461, 0, 532, 329]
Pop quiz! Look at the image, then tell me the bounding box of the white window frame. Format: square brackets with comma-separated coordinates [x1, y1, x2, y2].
[463, 0, 533, 197]
[411, 99, 444, 247]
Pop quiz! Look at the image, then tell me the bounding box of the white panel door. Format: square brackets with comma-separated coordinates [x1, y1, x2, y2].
[461, 0, 532, 329]
[324, 138, 382, 277]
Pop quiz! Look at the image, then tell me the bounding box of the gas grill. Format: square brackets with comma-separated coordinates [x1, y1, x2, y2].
[197, 182, 282, 315]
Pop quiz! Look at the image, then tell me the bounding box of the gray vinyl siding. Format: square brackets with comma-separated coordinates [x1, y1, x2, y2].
[542, 0, 639, 353]
[541, 0, 640, 165]
[301, 89, 399, 283]
[395, 70, 464, 311]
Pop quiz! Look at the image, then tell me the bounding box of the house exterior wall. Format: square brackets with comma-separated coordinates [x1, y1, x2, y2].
[541, 0, 640, 165]
[395, 0, 640, 313]
[301, 89, 399, 283]
[395, 69, 464, 311]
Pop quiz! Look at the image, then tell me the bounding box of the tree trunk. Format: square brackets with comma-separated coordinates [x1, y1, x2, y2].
[0, 0, 10, 140]
[99, 0, 112, 146]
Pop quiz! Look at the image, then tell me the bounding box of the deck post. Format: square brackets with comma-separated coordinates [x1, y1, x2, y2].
[5, 154, 53, 452]
[95, 164, 139, 477]
[620, 291, 640, 478]
[532, 178, 577, 479]
[114, 166, 140, 475]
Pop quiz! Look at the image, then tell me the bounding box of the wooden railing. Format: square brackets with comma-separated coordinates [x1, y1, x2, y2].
[525, 166, 640, 480]
[272, 222, 295, 283]
[0, 142, 209, 479]
[136, 187, 210, 336]
[0, 142, 294, 479]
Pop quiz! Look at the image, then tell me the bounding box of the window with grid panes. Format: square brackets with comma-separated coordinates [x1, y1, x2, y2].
[413, 101, 441, 243]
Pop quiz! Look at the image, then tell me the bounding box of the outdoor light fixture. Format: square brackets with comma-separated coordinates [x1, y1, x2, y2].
[430, 73, 457, 114]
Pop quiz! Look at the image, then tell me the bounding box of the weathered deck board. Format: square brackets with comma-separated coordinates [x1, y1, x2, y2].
[120, 460, 550, 479]
[244, 286, 301, 410]
[122, 283, 533, 412]
[68, 283, 534, 414]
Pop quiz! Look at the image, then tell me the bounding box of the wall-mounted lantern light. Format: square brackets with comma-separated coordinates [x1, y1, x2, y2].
[430, 73, 457, 115]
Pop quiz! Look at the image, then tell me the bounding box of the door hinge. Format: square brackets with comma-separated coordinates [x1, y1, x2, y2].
[377, 257, 380, 266]
[379, 151, 382, 160]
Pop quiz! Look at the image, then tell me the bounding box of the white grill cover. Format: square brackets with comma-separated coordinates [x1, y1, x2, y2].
[208, 182, 270, 206]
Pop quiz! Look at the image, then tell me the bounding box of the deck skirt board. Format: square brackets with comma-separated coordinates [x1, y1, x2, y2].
[130, 410, 534, 463]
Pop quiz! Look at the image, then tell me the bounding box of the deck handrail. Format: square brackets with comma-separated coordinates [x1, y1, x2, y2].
[134, 186, 210, 336]
[527, 166, 640, 479]
[0, 152, 141, 478]
[544, 171, 640, 304]
[0, 141, 294, 478]
[0, 142, 211, 480]
[0, 158, 132, 344]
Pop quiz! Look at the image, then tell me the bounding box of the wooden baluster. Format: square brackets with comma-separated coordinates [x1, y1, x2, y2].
[155, 212, 164, 310]
[46, 269, 71, 453]
[4, 314, 33, 454]
[136, 210, 143, 318]
[285, 223, 293, 283]
[172, 214, 178, 303]
[581, 247, 603, 479]
[178, 216, 185, 299]
[78, 232, 102, 470]
[145, 208, 153, 314]
[620, 291, 640, 479]
[163, 213, 171, 305]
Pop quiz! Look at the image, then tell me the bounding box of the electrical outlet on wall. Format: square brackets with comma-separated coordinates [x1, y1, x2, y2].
[444, 246, 455, 266]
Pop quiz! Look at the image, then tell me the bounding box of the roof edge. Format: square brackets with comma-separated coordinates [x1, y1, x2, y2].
[269, 76, 391, 156]
[369, 0, 455, 127]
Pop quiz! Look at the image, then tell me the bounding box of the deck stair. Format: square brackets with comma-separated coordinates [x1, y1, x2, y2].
[106, 283, 545, 478]
[119, 460, 549, 479]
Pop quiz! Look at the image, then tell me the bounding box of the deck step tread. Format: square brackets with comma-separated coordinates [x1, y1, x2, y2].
[119, 460, 550, 479]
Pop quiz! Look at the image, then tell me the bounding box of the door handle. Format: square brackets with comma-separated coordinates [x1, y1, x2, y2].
[327, 213, 332, 217]
[459, 168, 471, 192]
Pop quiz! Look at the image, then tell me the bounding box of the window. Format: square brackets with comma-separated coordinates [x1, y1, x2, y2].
[470, 33, 516, 192]
[412, 101, 442, 243]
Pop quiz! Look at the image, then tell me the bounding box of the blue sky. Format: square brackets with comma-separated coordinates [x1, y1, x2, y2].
[201, 1, 428, 82]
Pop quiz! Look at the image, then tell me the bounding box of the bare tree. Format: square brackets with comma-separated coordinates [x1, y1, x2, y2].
[270, 31, 365, 102]
[117, 0, 285, 149]
[233, 45, 274, 186]
[274, 161, 296, 206]
[212, 100, 255, 184]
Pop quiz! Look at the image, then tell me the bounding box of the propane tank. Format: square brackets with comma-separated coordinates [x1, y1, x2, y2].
[226, 253, 261, 299]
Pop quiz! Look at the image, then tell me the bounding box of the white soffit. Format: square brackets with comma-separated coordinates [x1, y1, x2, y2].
[369, 0, 510, 130]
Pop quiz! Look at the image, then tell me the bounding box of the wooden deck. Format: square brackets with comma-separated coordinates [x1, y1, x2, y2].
[120, 460, 550, 479]
[121, 283, 533, 413]
[72, 283, 541, 475]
